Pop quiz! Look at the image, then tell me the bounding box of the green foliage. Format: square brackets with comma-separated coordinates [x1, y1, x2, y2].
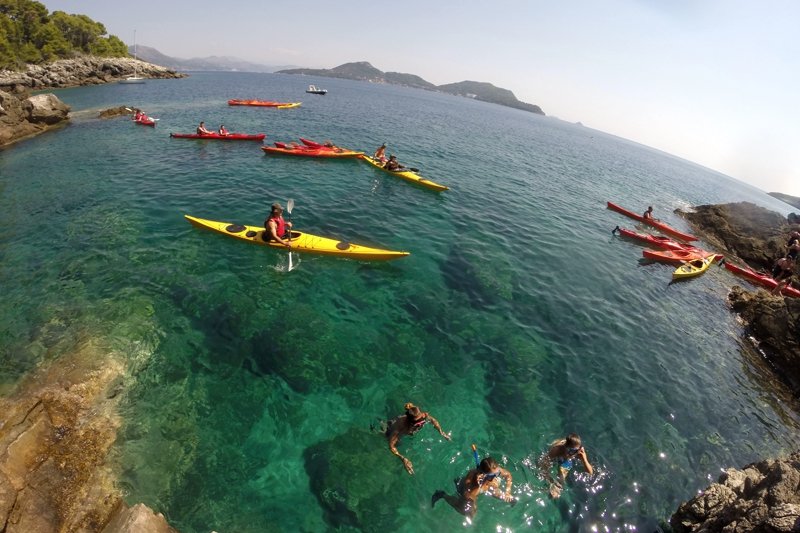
[0, 0, 126, 68]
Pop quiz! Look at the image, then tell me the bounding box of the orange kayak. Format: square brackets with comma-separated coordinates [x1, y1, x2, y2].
[607, 201, 697, 242]
[262, 143, 363, 158]
[642, 248, 717, 263]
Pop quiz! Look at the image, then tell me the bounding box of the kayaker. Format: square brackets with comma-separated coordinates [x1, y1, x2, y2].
[264, 202, 293, 247]
[538, 433, 594, 499]
[384, 155, 406, 171]
[431, 456, 515, 519]
[218, 125, 229, 136]
[642, 206, 658, 221]
[373, 143, 387, 163]
[772, 257, 796, 295]
[196, 121, 213, 135]
[383, 402, 450, 475]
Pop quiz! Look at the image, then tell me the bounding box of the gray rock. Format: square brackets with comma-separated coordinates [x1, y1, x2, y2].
[26, 93, 70, 124]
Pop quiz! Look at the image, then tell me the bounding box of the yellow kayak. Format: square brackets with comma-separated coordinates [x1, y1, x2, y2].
[185, 215, 409, 261]
[277, 102, 301, 109]
[672, 254, 722, 279]
[360, 155, 449, 192]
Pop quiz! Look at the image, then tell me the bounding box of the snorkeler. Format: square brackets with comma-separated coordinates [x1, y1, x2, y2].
[431, 455, 515, 519]
[538, 433, 594, 498]
[383, 402, 451, 475]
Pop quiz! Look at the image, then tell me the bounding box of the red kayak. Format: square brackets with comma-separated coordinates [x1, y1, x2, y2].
[724, 261, 800, 298]
[642, 249, 718, 263]
[170, 132, 266, 141]
[614, 226, 694, 251]
[262, 143, 363, 158]
[227, 99, 299, 108]
[607, 201, 697, 242]
[134, 116, 156, 127]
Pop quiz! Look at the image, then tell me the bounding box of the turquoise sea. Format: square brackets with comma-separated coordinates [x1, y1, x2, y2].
[2, 72, 799, 532]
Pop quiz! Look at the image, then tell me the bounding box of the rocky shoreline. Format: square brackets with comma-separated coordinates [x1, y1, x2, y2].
[0, 57, 184, 148]
[667, 201, 800, 531]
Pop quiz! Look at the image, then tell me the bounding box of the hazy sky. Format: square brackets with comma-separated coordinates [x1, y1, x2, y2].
[44, 0, 800, 196]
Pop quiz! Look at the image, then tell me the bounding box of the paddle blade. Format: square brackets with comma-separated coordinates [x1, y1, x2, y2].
[286, 198, 294, 214]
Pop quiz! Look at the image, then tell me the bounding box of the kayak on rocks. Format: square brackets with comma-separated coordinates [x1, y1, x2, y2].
[723, 261, 800, 298]
[184, 215, 410, 261]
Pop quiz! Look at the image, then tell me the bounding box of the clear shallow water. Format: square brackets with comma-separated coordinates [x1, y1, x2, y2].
[2, 72, 799, 532]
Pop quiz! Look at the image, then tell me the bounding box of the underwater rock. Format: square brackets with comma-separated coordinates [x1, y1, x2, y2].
[303, 427, 406, 531]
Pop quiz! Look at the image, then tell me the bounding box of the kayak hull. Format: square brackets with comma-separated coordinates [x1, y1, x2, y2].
[643, 248, 715, 263]
[615, 227, 692, 251]
[184, 215, 409, 261]
[262, 145, 363, 158]
[134, 117, 155, 127]
[170, 133, 266, 141]
[228, 99, 301, 108]
[360, 155, 449, 192]
[724, 261, 800, 297]
[607, 201, 697, 242]
[673, 255, 720, 279]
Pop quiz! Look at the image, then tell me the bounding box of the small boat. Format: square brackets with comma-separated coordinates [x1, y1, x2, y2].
[642, 248, 715, 264]
[120, 30, 146, 84]
[613, 226, 694, 251]
[306, 85, 328, 95]
[607, 201, 697, 242]
[170, 132, 265, 141]
[184, 215, 409, 261]
[262, 143, 363, 158]
[360, 155, 449, 192]
[227, 99, 301, 108]
[673, 254, 722, 279]
[724, 261, 800, 298]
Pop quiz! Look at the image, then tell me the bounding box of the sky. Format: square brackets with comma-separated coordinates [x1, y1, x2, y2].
[42, 0, 800, 196]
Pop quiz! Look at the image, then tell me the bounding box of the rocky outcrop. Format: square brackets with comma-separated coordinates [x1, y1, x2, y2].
[0, 89, 70, 146]
[0, 338, 178, 533]
[678, 202, 800, 393]
[0, 57, 184, 92]
[670, 452, 800, 532]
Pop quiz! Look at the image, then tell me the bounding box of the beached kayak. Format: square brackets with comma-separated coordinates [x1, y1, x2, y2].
[134, 116, 156, 127]
[170, 132, 266, 141]
[614, 226, 694, 251]
[262, 144, 364, 158]
[673, 254, 721, 279]
[360, 155, 449, 192]
[607, 201, 697, 242]
[184, 215, 409, 261]
[227, 99, 301, 108]
[723, 261, 800, 298]
[642, 248, 716, 263]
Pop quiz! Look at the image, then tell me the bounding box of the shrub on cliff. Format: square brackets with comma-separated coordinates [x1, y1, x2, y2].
[0, 0, 127, 69]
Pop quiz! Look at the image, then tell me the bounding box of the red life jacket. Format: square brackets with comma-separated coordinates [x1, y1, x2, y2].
[266, 215, 286, 239]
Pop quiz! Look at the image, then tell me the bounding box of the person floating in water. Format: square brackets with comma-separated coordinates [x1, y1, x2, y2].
[383, 402, 450, 475]
[431, 455, 515, 519]
[538, 433, 594, 499]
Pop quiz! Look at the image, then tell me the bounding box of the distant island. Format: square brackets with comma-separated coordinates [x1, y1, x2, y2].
[277, 61, 545, 115]
[131, 45, 297, 73]
[768, 192, 800, 210]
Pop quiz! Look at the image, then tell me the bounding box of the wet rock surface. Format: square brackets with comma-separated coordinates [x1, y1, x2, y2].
[670, 452, 800, 532]
[0, 89, 70, 146]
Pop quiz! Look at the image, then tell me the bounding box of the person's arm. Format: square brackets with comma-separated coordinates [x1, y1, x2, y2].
[500, 467, 513, 500]
[269, 220, 291, 247]
[578, 447, 593, 476]
[388, 431, 414, 474]
[426, 415, 451, 440]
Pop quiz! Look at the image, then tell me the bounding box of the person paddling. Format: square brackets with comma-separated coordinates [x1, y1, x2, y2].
[383, 154, 406, 172]
[384, 402, 450, 475]
[642, 206, 658, 221]
[264, 202, 293, 247]
[196, 121, 213, 135]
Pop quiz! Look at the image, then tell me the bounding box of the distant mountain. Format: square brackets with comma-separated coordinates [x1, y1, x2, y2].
[130, 45, 295, 73]
[769, 192, 800, 210]
[277, 61, 544, 115]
